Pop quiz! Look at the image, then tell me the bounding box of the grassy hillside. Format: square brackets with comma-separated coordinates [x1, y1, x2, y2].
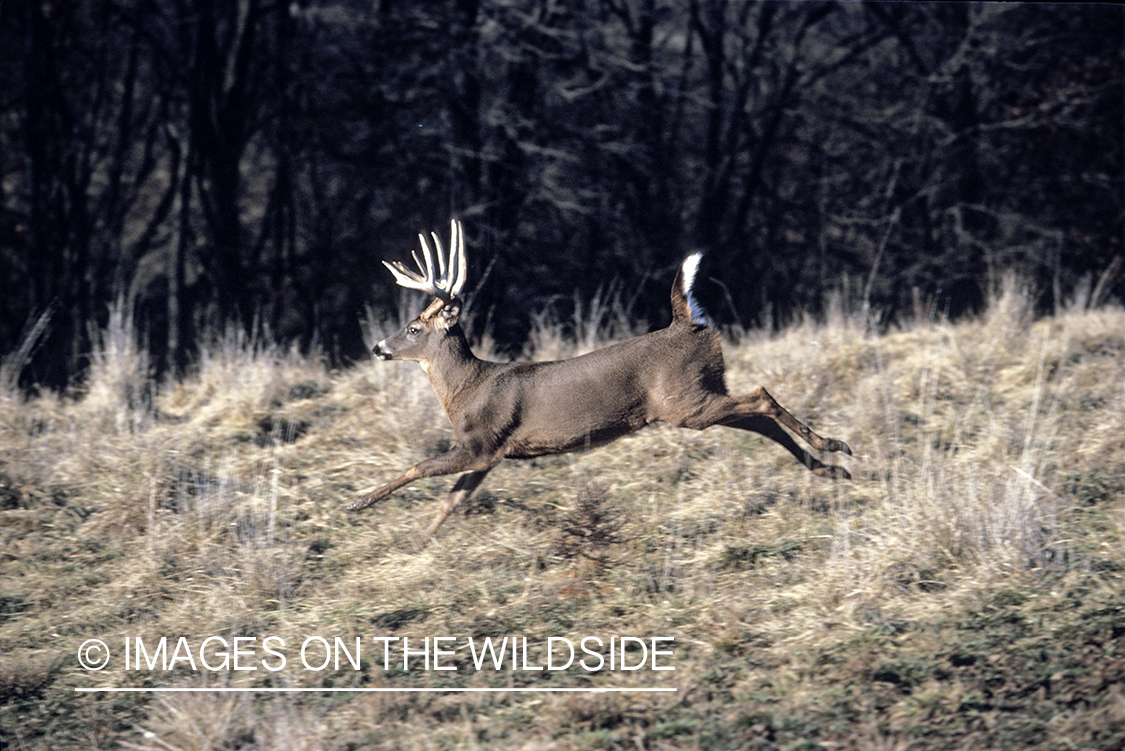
[1, 290, 1123, 750]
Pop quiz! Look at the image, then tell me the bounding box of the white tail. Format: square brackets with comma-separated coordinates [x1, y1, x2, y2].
[353, 220, 851, 551]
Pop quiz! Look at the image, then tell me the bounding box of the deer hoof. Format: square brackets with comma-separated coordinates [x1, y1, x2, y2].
[814, 464, 851, 481]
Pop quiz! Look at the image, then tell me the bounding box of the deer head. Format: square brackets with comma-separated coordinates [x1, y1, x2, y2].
[373, 219, 469, 363]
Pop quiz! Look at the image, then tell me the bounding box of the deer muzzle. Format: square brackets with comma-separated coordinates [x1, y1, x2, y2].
[372, 340, 393, 360]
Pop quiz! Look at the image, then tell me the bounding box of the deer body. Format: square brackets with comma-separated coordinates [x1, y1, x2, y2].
[352, 222, 851, 550]
[438, 325, 722, 457]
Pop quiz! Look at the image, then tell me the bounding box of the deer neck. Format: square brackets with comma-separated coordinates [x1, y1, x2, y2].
[422, 330, 486, 413]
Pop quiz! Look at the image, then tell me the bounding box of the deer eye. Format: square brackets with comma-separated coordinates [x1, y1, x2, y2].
[407, 325, 421, 336]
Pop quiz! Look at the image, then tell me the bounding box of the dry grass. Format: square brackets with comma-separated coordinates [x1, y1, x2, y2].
[1, 289, 1123, 750]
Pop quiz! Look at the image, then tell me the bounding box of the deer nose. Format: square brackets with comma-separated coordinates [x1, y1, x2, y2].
[373, 340, 392, 360]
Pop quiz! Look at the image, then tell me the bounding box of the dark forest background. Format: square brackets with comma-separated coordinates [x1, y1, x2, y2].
[1, 0, 1122, 388]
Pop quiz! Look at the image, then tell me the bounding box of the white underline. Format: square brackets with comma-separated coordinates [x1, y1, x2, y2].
[75, 686, 675, 693]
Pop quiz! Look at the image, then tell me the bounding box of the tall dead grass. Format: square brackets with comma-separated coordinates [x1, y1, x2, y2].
[820, 280, 1123, 607]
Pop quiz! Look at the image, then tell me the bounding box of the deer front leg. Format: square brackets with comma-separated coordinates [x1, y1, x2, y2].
[348, 446, 494, 511]
[410, 468, 493, 552]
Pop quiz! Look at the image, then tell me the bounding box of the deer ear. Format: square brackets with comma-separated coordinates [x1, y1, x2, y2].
[439, 300, 462, 327]
[420, 297, 461, 328]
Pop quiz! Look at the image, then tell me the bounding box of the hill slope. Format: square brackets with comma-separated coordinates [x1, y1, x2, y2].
[2, 298, 1123, 750]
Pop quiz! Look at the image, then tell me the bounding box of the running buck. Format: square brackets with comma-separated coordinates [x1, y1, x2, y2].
[351, 220, 851, 550]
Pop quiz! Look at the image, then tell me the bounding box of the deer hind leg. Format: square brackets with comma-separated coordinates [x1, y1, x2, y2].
[723, 413, 851, 479]
[410, 468, 493, 552]
[677, 386, 851, 478]
[727, 386, 852, 456]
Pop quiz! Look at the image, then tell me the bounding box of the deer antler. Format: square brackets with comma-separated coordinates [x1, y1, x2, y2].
[383, 219, 467, 303]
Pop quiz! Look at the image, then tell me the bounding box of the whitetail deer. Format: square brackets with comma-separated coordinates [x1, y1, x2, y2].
[351, 220, 851, 550]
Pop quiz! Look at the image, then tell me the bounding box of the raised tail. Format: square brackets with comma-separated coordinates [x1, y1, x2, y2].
[670, 252, 709, 326]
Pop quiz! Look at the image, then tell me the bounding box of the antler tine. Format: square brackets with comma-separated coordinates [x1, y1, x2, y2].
[418, 230, 444, 285]
[381, 220, 467, 303]
[381, 257, 435, 296]
[428, 230, 448, 280]
[450, 219, 467, 298]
